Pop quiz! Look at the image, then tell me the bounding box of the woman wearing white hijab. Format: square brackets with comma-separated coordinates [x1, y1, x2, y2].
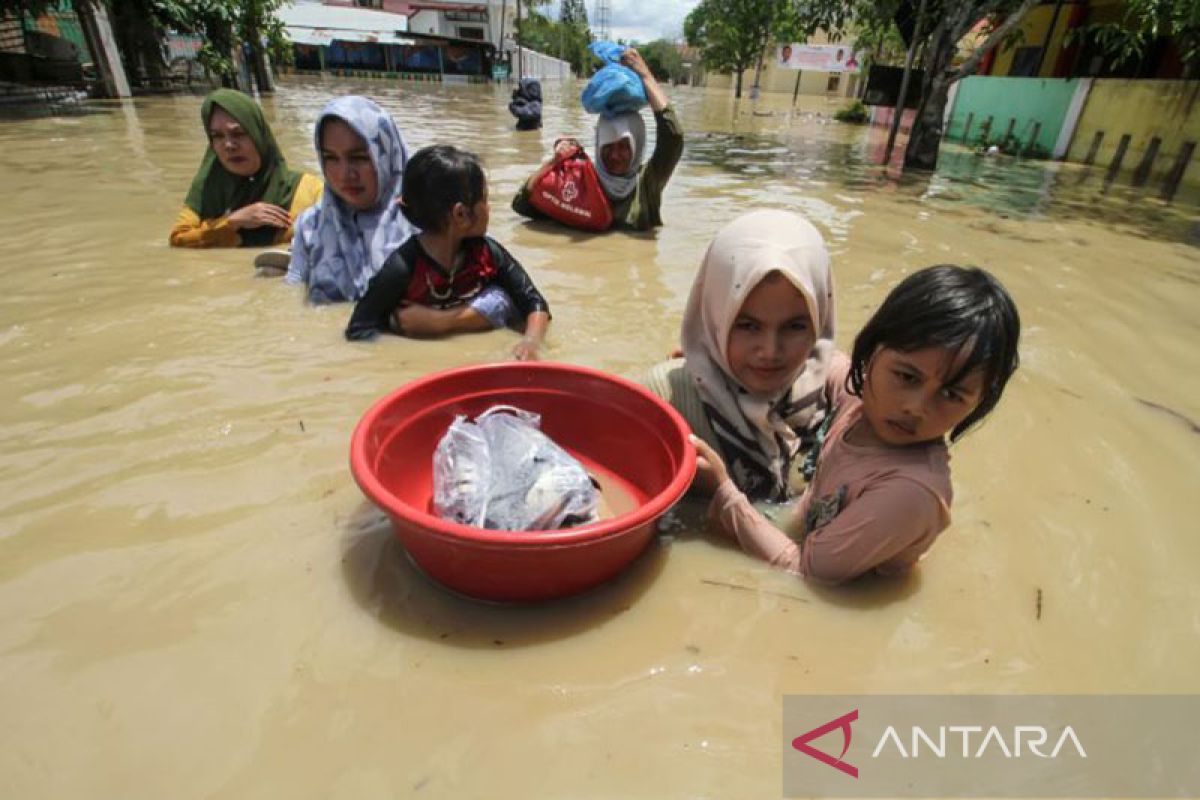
[641, 210, 837, 502]
[512, 48, 683, 231]
[286, 96, 416, 304]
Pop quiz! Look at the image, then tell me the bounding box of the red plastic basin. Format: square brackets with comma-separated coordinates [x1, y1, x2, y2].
[350, 361, 696, 602]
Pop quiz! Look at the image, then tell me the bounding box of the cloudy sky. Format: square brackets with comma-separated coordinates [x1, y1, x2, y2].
[546, 0, 700, 43]
[607, 0, 700, 42]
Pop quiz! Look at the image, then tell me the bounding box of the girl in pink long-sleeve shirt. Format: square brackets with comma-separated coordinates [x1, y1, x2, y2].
[693, 265, 1021, 584]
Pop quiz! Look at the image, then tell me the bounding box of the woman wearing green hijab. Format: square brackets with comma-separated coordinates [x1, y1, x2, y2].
[170, 89, 323, 248]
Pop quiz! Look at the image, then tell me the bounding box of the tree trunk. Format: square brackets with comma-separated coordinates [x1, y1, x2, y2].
[734, 67, 743, 98]
[204, 17, 239, 88]
[902, 66, 953, 170]
[110, 1, 169, 88]
[250, 41, 274, 93]
[902, 18, 957, 171]
[902, 0, 1042, 171]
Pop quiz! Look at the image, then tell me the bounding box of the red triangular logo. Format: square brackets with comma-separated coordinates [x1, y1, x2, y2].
[791, 709, 859, 778]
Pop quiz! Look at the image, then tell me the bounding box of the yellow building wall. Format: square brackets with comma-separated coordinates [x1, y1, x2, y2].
[1067, 79, 1200, 182]
[703, 30, 860, 97]
[991, 0, 1126, 78]
[704, 60, 859, 97]
[991, 3, 1069, 77]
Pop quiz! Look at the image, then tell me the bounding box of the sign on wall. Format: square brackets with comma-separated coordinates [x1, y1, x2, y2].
[776, 43, 861, 73]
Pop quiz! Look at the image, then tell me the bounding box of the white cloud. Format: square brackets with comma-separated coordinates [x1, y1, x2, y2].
[606, 0, 699, 42]
[545, 0, 699, 42]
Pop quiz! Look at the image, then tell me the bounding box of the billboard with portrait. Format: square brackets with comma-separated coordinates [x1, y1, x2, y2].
[776, 43, 860, 73]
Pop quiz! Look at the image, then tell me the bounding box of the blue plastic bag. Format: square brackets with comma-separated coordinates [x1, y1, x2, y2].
[581, 42, 647, 117]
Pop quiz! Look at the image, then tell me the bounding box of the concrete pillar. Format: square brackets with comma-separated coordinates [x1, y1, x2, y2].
[74, 0, 130, 98]
[1053, 78, 1092, 160]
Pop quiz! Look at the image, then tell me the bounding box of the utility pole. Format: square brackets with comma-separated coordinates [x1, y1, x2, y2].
[515, 0, 523, 77]
[497, 0, 506, 50]
[497, 0, 508, 77]
[594, 0, 610, 41]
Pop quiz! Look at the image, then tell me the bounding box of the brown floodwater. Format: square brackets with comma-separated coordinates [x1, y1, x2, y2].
[2, 77, 1198, 798]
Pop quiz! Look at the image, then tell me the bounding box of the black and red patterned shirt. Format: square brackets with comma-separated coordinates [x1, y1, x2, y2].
[346, 235, 549, 340]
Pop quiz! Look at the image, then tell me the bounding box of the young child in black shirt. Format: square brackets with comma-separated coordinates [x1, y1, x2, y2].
[346, 145, 551, 360]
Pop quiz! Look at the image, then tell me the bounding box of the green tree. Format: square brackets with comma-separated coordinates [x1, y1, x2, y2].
[1076, 0, 1200, 76]
[888, 0, 1039, 170]
[638, 38, 685, 82]
[516, 0, 592, 75]
[796, 0, 1041, 169]
[0, 0, 58, 16]
[556, 0, 592, 75]
[97, 0, 287, 90]
[685, 0, 795, 97]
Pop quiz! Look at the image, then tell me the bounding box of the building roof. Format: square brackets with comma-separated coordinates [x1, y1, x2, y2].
[321, 0, 489, 17]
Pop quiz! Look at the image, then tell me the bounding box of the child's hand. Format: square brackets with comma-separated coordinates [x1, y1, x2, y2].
[553, 138, 580, 159]
[690, 434, 730, 492]
[395, 303, 446, 337]
[512, 337, 540, 361]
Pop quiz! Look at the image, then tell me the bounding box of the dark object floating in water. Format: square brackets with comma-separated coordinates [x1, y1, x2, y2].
[1135, 397, 1200, 434]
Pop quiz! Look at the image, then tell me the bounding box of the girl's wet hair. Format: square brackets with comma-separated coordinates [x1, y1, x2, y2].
[849, 265, 1021, 441]
[400, 144, 486, 232]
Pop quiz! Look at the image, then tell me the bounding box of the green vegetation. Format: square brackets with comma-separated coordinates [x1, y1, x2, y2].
[149, 0, 291, 83]
[684, 0, 797, 98]
[1074, 0, 1200, 76]
[680, 0, 1054, 165]
[637, 39, 685, 82]
[517, 0, 593, 76]
[834, 99, 869, 123]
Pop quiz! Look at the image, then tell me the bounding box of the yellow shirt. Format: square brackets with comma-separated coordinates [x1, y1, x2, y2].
[168, 172, 324, 248]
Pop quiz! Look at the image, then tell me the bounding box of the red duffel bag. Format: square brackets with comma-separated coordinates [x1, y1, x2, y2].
[528, 140, 614, 232]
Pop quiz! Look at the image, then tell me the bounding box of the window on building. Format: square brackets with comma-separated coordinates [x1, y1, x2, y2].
[457, 26, 485, 40]
[826, 74, 840, 92]
[1009, 46, 1042, 76]
[446, 10, 488, 22]
[354, 0, 383, 7]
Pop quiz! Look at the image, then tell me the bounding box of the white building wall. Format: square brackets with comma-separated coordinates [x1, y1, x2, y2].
[408, 1, 513, 47]
[408, 9, 442, 35]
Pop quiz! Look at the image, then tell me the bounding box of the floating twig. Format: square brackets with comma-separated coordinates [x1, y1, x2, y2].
[1036, 587, 1043, 621]
[1135, 397, 1200, 434]
[701, 578, 810, 603]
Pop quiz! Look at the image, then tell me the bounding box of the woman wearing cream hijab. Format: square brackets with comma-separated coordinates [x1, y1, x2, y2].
[640, 209, 837, 501]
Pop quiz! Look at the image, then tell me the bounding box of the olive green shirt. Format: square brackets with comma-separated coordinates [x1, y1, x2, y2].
[512, 106, 684, 231]
[638, 358, 813, 503]
[637, 358, 718, 449]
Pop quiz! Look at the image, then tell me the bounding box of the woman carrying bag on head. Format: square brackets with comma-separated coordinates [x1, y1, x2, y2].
[511, 49, 683, 232]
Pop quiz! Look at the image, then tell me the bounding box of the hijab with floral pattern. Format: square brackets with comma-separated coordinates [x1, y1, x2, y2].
[287, 96, 415, 303]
